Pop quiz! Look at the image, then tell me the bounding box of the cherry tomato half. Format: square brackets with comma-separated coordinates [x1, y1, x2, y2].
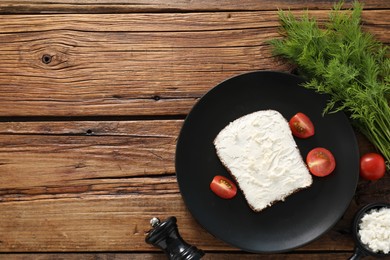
[360, 153, 386, 181]
[289, 112, 315, 139]
[210, 175, 237, 199]
[306, 147, 336, 177]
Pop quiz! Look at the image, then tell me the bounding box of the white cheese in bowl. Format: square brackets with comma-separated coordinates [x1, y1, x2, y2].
[358, 207, 390, 254]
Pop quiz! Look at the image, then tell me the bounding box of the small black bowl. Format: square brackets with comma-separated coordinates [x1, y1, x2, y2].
[350, 202, 390, 259]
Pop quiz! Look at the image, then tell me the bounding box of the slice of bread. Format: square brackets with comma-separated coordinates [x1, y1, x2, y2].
[214, 110, 312, 212]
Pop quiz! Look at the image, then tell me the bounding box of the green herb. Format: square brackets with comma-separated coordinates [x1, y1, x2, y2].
[269, 1, 390, 169]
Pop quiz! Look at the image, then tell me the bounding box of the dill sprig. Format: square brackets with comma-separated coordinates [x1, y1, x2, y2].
[269, 1, 390, 169]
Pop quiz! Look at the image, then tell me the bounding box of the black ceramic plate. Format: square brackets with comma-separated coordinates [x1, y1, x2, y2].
[175, 71, 359, 253]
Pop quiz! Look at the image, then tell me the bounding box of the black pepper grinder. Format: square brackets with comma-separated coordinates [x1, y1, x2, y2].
[145, 216, 205, 260]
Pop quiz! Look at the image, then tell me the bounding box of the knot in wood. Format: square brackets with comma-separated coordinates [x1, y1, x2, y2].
[41, 54, 52, 64]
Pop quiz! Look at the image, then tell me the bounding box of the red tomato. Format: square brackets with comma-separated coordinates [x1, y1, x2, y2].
[289, 112, 315, 138]
[306, 147, 336, 177]
[360, 153, 386, 181]
[210, 175, 237, 199]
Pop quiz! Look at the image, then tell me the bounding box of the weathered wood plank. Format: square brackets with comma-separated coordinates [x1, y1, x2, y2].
[0, 175, 180, 202]
[0, 11, 388, 33]
[0, 120, 182, 136]
[0, 0, 388, 13]
[0, 120, 181, 190]
[0, 195, 208, 252]
[0, 11, 388, 117]
[0, 194, 357, 252]
[0, 252, 356, 259]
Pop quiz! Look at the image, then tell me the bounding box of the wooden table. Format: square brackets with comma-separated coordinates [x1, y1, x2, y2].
[0, 1, 389, 259]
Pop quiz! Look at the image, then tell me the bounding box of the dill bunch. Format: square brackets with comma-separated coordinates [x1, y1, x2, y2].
[269, 1, 390, 169]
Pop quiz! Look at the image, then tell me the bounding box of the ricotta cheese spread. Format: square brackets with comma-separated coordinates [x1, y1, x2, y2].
[214, 109, 313, 212]
[358, 207, 390, 254]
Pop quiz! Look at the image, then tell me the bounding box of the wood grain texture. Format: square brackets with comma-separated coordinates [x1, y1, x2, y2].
[0, 253, 358, 260]
[0, 192, 357, 252]
[1, 0, 389, 257]
[0, 11, 388, 117]
[0, 0, 389, 13]
[0, 120, 389, 252]
[0, 121, 180, 190]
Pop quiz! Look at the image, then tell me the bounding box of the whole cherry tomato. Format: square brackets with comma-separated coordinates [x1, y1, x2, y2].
[360, 153, 386, 181]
